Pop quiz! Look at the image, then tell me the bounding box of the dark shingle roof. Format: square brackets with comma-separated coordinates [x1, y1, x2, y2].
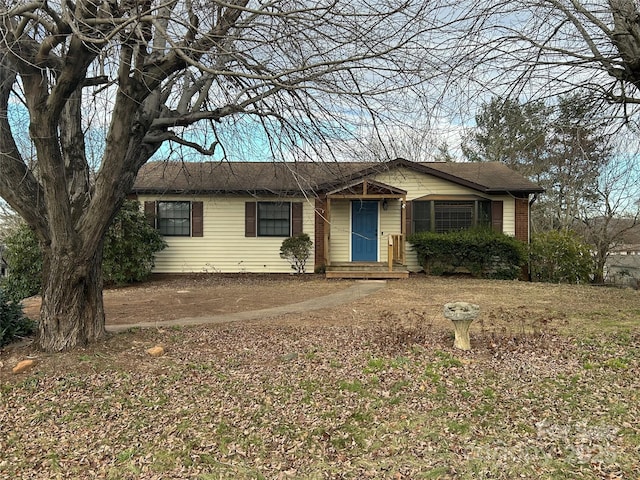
[132, 158, 543, 195]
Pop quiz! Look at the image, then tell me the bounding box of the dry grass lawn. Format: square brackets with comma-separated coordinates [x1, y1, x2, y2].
[2, 275, 639, 479]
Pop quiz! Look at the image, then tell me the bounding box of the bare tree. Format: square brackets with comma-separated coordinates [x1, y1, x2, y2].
[0, 0, 437, 351]
[438, 0, 640, 121]
[355, 121, 444, 162]
[577, 153, 640, 283]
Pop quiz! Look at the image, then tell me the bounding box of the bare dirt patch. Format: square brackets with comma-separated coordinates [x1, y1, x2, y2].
[20, 273, 639, 335]
[249, 274, 639, 337]
[22, 274, 353, 326]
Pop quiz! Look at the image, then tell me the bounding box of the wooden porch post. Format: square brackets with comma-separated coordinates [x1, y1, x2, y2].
[401, 196, 406, 238]
[324, 197, 331, 266]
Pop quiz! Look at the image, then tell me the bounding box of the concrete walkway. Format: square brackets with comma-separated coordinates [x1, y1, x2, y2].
[107, 280, 387, 332]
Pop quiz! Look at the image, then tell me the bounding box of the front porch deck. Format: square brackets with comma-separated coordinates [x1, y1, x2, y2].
[325, 262, 409, 279]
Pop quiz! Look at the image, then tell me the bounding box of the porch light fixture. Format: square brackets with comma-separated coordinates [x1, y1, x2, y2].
[382, 198, 389, 210]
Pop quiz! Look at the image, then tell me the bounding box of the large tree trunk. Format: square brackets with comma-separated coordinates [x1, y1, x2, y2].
[36, 242, 107, 352]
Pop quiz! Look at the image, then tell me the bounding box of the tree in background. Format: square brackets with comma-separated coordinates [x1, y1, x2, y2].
[0, 201, 21, 243]
[0, 223, 42, 302]
[464, 93, 639, 283]
[539, 93, 613, 232]
[440, 0, 640, 119]
[0, 0, 435, 351]
[462, 98, 550, 179]
[463, 93, 614, 232]
[575, 158, 640, 283]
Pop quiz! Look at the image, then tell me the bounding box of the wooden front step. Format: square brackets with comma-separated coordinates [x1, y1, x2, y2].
[325, 262, 409, 279]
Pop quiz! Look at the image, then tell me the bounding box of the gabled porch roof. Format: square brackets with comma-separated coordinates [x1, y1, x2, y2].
[326, 179, 407, 199]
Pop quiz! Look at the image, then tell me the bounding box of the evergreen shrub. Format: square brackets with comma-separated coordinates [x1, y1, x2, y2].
[408, 228, 526, 279]
[0, 200, 167, 301]
[0, 288, 35, 347]
[529, 230, 593, 283]
[280, 233, 313, 274]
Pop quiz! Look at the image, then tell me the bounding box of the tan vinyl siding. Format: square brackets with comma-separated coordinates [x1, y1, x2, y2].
[139, 195, 315, 274]
[373, 167, 480, 197]
[371, 169, 517, 234]
[379, 199, 402, 263]
[495, 195, 515, 236]
[328, 200, 351, 263]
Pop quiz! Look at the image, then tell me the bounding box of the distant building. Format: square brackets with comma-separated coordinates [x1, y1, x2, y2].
[605, 244, 640, 288]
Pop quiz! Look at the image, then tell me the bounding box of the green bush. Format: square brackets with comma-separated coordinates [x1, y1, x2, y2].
[103, 200, 167, 285]
[408, 228, 526, 279]
[0, 288, 36, 347]
[529, 230, 593, 283]
[0, 223, 42, 302]
[0, 200, 167, 301]
[280, 233, 313, 274]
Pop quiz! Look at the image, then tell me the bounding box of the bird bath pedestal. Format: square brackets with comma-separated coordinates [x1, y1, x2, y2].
[443, 302, 480, 351]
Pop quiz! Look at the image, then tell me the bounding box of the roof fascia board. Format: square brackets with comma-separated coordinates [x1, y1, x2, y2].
[326, 178, 407, 196]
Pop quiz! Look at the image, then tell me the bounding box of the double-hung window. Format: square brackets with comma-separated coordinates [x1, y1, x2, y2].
[258, 202, 291, 237]
[157, 201, 191, 236]
[412, 199, 492, 234]
[245, 201, 303, 237]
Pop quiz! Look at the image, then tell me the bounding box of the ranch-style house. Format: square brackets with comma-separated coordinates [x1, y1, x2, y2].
[131, 158, 543, 278]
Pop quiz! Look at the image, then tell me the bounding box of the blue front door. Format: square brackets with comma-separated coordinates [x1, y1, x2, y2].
[352, 200, 378, 261]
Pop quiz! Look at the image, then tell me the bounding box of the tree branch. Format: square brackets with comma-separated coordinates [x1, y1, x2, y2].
[143, 131, 219, 155]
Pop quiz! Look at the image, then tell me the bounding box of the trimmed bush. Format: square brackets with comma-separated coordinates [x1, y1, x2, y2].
[280, 233, 313, 274]
[529, 230, 593, 284]
[0, 288, 35, 347]
[408, 228, 526, 279]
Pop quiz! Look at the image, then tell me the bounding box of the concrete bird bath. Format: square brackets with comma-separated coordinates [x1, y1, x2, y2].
[443, 302, 480, 351]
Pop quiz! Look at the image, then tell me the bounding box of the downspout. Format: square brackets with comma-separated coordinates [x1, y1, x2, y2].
[528, 193, 539, 242]
[527, 193, 539, 281]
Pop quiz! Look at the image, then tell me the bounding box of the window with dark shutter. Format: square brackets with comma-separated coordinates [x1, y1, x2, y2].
[413, 200, 432, 233]
[491, 201, 503, 232]
[144, 201, 156, 229]
[157, 201, 191, 236]
[405, 201, 412, 234]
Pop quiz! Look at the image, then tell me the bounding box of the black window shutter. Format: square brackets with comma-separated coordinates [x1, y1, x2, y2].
[291, 203, 303, 235]
[405, 201, 413, 234]
[144, 201, 157, 229]
[192, 201, 203, 237]
[491, 200, 503, 232]
[245, 202, 257, 237]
